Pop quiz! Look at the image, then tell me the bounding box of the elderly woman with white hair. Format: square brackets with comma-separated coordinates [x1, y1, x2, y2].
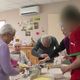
[32, 35, 59, 63]
[0, 24, 20, 80]
[10, 42, 31, 67]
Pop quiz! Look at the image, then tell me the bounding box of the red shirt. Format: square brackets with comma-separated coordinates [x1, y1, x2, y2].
[69, 26, 80, 80]
[69, 27, 80, 62]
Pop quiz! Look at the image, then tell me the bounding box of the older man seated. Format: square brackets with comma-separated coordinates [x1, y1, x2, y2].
[10, 42, 31, 68]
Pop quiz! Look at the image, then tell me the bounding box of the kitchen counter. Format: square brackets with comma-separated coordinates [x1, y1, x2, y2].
[10, 67, 71, 80]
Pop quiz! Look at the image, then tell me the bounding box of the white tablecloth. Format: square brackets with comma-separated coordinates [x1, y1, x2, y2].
[10, 73, 30, 80]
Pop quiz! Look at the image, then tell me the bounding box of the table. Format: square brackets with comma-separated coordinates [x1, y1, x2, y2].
[10, 73, 30, 80]
[10, 68, 71, 80]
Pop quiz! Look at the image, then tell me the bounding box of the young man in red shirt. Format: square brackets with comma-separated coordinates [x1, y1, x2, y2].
[61, 6, 80, 80]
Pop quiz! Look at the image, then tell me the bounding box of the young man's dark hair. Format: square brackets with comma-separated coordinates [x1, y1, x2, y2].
[61, 5, 80, 23]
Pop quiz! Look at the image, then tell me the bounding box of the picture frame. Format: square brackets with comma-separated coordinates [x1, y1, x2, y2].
[25, 31, 31, 36]
[34, 22, 39, 29]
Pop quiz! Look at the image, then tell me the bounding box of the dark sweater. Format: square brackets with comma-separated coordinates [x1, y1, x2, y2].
[50, 37, 70, 58]
[32, 37, 59, 61]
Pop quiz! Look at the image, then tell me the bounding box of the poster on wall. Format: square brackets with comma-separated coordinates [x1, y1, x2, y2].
[27, 22, 33, 30]
[28, 26, 33, 30]
[34, 22, 39, 29]
[21, 26, 26, 31]
[17, 16, 41, 40]
[25, 31, 31, 36]
[33, 16, 40, 22]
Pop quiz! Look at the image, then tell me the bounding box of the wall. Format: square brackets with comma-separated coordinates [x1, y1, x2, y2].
[0, 9, 48, 44]
[0, 1, 77, 43]
[48, 14, 64, 42]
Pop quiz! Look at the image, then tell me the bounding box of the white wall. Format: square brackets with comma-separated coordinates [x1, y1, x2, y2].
[0, 9, 48, 44]
[0, 1, 79, 43]
[48, 14, 64, 42]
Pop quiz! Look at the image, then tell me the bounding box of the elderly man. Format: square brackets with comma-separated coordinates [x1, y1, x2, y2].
[0, 24, 20, 80]
[10, 42, 31, 67]
[32, 35, 59, 63]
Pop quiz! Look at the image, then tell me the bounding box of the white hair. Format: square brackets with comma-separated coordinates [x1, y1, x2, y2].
[13, 42, 21, 47]
[0, 24, 16, 35]
[41, 35, 52, 45]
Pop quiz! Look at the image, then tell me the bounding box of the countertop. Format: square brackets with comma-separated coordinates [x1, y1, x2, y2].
[10, 67, 71, 80]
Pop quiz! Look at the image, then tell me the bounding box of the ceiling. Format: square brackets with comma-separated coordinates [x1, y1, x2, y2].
[0, 0, 69, 12]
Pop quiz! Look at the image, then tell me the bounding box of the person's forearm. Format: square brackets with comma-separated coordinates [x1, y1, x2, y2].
[69, 56, 80, 70]
[32, 49, 40, 57]
[50, 43, 65, 58]
[0, 46, 19, 76]
[1, 57, 19, 76]
[8, 68, 19, 76]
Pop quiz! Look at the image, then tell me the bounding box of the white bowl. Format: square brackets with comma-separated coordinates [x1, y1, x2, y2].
[49, 68, 63, 79]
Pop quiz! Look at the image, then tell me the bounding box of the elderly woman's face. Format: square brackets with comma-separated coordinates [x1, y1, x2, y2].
[14, 44, 21, 51]
[6, 34, 15, 44]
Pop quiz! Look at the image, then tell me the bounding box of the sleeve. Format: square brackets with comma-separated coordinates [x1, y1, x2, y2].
[74, 31, 80, 52]
[49, 37, 59, 58]
[21, 51, 31, 65]
[49, 39, 66, 58]
[32, 39, 43, 57]
[53, 37, 59, 49]
[55, 39, 66, 52]
[0, 44, 19, 76]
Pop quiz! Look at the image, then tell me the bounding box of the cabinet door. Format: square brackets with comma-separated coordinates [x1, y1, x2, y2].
[26, 48, 39, 64]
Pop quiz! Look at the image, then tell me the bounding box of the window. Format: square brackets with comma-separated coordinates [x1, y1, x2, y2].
[0, 21, 5, 29]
